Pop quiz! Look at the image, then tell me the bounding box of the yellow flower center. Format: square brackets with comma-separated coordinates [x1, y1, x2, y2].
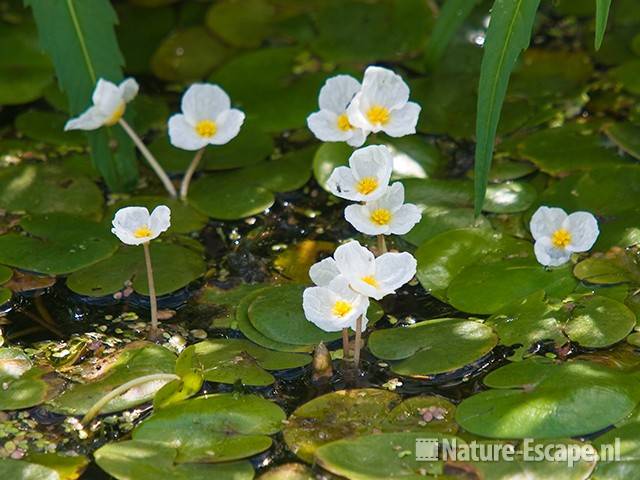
[195, 119, 217, 138]
[105, 102, 126, 126]
[356, 177, 378, 195]
[337, 113, 353, 131]
[366, 105, 390, 125]
[332, 300, 352, 318]
[134, 226, 153, 239]
[362, 276, 379, 288]
[370, 208, 392, 226]
[551, 228, 572, 249]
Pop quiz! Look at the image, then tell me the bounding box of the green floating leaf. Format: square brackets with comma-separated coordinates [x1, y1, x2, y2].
[610, 59, 640, 95]
[482, 181, 537, 213]
[415, 228, 531, 301]
[14, 110, 85, 147]
[212, 46, 325, 132]
[0, 266, 12, 285]
[151, 26, 229, 82]
[66, 242, 205, 297]
[369, 318, 498, 378]
[0, 165, 104, 218]
[311, 0, 432, 63]
[198, 283, 272, 329]
[0, 348, 60, 410]
[456, 358, 640, 438]
[205, 0, 275, 48]
[47, 343, 176, 415]
[190, 338, 310, 386]
[565, 295, 636, 349]
[447, 257, 577, 315]
[258, 463, 314, 480]
[0, 214, 118, 275]
[150, 122, 274, 173]
[474, 0, 541, 214]
[0, 459, 59, 480]
[517, 123, 624, 175]
[574, 251, 640, 285]
[595, 0, 613, 50]
[95, 440, 253, 480]
[604, 122, 640, 160]
[403, 205, 491, 247]
[0, 24, 52, 105]
[25, 0, 138, 192]
[25, 453, 89, 480]
[315, 432, 454, 479]
[133, 394, 285, 463]
[424, 0, 478, 67]
[593, 421, 640, 479]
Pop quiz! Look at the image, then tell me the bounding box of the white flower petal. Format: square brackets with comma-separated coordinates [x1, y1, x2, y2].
[346, 128, 368, 147]
[376, 182, 405, 211]
[345, 92, 369, 131]
[534, 237, 572, 267]
[112, 207, 151, 246]
[347, 145, 393, 200]
[564, 211, 599, 252]
[303, 286, 345, 332]
[307, 110, 351, 142]
[334, 240, 375, 279]
[360, 66, 410, 111]
[92, 78, 123, 116]
[529, 206, 568, 240]
[388, 203, 421, 235]
[318, 75, 361, 113]
[168, 114, 209, 151]
[344, 204, 388, 235]
[119, 78, 139, 103]
[181, 84, 230, 124]
[64, 106, 108, 131]
[374, 252, 417, 296]
[150, 205, 171, 236]
[211, 109, 245, 145]
[309, 257, 339, 286]
[383, 102, 421, 137]
[326, 166, 358, 201]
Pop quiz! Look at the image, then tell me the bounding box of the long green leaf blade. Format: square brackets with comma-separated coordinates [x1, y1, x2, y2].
[24, 0, 138, 192]
[595, 0, 612, 50]
[473, 0, 540, 215]
[424, 0, 479, 68]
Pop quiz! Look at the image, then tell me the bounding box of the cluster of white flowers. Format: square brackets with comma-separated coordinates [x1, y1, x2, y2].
[303, 66, 422, 336]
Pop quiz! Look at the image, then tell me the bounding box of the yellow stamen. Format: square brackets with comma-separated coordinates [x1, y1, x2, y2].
[370, 208, 392, 226]
[366, 105, 390, 125]
[105, 102, 126, 126]
[195, 119, 217, 138]
[551, 228, 572, 249]
[332, 300, 352, 318]
[134, 226, 153, 239]
[362, 276, 379, 288]
[356, 177, 378, 195]
[337, 113, 352, 131]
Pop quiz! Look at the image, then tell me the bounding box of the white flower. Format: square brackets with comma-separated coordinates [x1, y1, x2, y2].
[344, 182, 421, 236]
[309, 240, 416, 301]
[530, 206, 599, 267]
[346, 66, 420, 137]
[168, 84, 245, 151]
[303, 276, 370, 332]
[326, 145, 393, 202]
[65, 78, 139, 131]
[111, 206, 171, 246]
[307, 75, 367, 147]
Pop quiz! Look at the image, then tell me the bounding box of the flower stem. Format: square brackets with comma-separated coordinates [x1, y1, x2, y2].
[142, 242, 159, 338]
[342, 327, 350, 359]
[180, 147, 205, 201]
[118, 118, 177, 198]
[353, 315, 363, 367]
[81, 373, 179, 425]
[377, 234, 387, 254]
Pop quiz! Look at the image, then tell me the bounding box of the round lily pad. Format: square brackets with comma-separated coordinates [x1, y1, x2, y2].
[205, 0, 275, 48]
[95, 440, 254, 480]
[283, 388, 401, 462]
[66, 242, 205, 297]
[604, 122, 640, 161]
[132, 394, 285, 463]
[0, 165, 104, 218]
[403, 205, 491, 246]
[403, 178, 474, 209]
[482, 181, 537, 213]
[14, 110, 85, 147]
[151, 27, 228, 82]
[447, 257, 578, 315]
[258, 463, 314, 480]
[456, 358, 640, 438]
[565, 295, 636, 349]
[0, 348, 60, 410]
[368, 318, 498, 378]
[574, 252, 639, 285]
[0, 214, 118, 275]
[0, 459, 59, 480]
[381, 395, 457, 434]
[415, 228, 531, 301]
[315, 432, 454, 479]
[0, 266, 12, 285]
[24, 453, 89, 480]
[47, 343, 176, 415]
[593, 421, 640, 479]
[190, 338, 310, 386]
